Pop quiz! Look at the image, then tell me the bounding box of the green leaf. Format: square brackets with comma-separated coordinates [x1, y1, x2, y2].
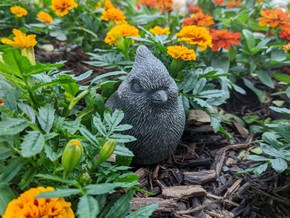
[111, 110, 125, 127]
[181, 95, 189, 117]
[178, 70, 199, 93]
[211, 55, 230, 74]
[243, 29, 255, 51]
[260, 143, 283, 159]
[58, 75, 80, 97]
[242, 78, 266, 102]
[21, 131, 45, 157]
[270, 49, 286, 62]
[257, 70, 274, 89]
[0, 49, 22, 78]
[18, 103, 36, 124]
[278, 122, 290, 142]
[90, 71, 128, 86]
[229, 47, 237, 62]
[246, 155, 271, 162]
[104, 190, 134, 218]
[35, 188, 82, 199]
[85, 183, 120, 195]
[111, 134, 136, 143]
[270, 106, 290, 115]
[38, 103, 55, 133]
[262, 132, 282, 148]
[270, 158, 288, 174]
[0, 118, 29, 136]
[250, 147, 263, 155]
[0, 145, 15, 160]
[93, 116, 107, 136]
[77, 195, 100, 218]
[114, 145, 134, 157]
[35, 174, 78, 185]
[253, 163, 268, 176]
[114, 124, 132, 132]
[192, 78, 206, 95]
[272, 73, 290, 83]
[125, 204, 158, 218]
[24, 63, 63, 76]
[79, 127, 99, 147]
[0, 183, 16, 216]
[0, 158, 27, 183]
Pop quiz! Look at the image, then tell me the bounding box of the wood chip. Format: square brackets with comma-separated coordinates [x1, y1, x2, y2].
[184, 170, 216, 185]
[224, 178, 243, 197]
[232, 120, 248, 137]
[225, 157, 235, 166]
[211, 149, 226, 177]
[207, 193, 240, 207]
[134, 167, 149, 181]
[163, 185, 206, 199]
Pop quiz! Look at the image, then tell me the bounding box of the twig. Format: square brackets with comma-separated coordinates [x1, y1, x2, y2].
[207, 193, 240, 207]
[176, 199, 221, 214]
[253, 188, 290, 205]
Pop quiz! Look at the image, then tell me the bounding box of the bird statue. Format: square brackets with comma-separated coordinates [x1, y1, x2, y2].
[106, 45, 185, 165]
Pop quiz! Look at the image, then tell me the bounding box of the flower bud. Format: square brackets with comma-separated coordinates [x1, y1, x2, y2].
[94, 139, 117, 168]
[62, 139, 84, 178]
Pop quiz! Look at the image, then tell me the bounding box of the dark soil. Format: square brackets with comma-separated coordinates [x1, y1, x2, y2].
[36, 45, 290, 218]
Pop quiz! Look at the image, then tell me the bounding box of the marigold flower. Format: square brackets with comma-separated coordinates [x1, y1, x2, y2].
[51, 0, 78, 16]
[3, 187, 75, 218]
[279, 28, 290, 40]
[100, 8, 126, 24]
[210, 29, 241, 52]
[1, 29, 37, 49]
[95, 0, 115, 10]
[137, 0, 155, 8]
[10, 6, 28, 17]
[156, 0, 173, 12]
[257, 0, 264, 2]
[149, 26, 170, 35]
[226, 0, 241, 8]
[0, 98, 4, 106]
[214, 0, 224, 6]
[167, 45, 196, 61]
[187, 6, 202, 13]
[37, 12, 53, 25]
[105, 24, 140, 45]
[257, 9, 290, 30]
[182, 12, 214, 27]
[283, 43, 290, 51]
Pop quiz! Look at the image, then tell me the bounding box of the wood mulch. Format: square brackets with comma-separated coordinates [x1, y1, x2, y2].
[36, 45, 290, 218]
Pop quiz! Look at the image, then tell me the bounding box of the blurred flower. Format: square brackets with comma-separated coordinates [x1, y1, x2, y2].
[105, 24, 140, 45]
[100, 8, 126, 24]
[3, 187, 74, 218]
[226, 0, 241, 8]
[254, 30, 274, 38]
[10, 6, 28, 17]
[37, 12, 53, 25]
[167, 45, 196, 60]
[0, 98, 4, 106]
[257, 9, 290, 30]
[95, 0, 115, 10]
[210, 29, 241, 51]
[213, 0, 224, 6]
[51, 0, 78, 16]
[1, 29, 37, 48]
[182, 12, 214, 27]
[257, 0, 264, 2]
[283, 43, 290, 51]
[156, 0, 173, 12]
[187, 6, 202, 13]
[279, 28, 290, 40]
[149, 26, 170, 35]
[176, 25, 212, 50]
[137, 0, 155, 9]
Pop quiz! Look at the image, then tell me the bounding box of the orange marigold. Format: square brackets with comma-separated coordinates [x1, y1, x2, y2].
[137, 0, 155, 8]
[100, 8, 126, 24]
[283, 43, 290, 51]
[182, 11, 214, 27]
[37, 12, 53, 25]
[3, 187, 75, 218]
[257, 9, 290, 30]
[105, 24, 140, 45]
[210, 29, 241, 52]
[257, 0, 264, 2]
[51, 0, 78, 16]
[167, 45, 196, 61]
[0, 98, 4, 106]
[10, 6, 28, 17]
[95, 0, 115, 10]
[156, 0, 173, 12]
[214, 0, 224, 5]
[187, 6, 202, 13]
[1, 29, 37, 48]
[279, 28, 290, 40]
[149, 26, 170, 35]
[226, 0, 241, 8]
[176, 25, 212, 50]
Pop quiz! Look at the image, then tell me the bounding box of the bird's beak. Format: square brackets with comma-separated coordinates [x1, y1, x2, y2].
[151, 90, 168, 104]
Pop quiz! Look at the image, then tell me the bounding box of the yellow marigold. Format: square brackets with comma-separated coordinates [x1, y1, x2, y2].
[105, 24, 140, 45]
[283, 43, 290, 51]
[0, 98, 4, 106]
[3, 186, 75, 218]
[10, 6, 28, 17]
[167, 45, 196, 61]
[95, 0, 115, 10]
[1, 29, 37, 48]
[100, 8, 126, 24]
[149, 26, 170, 35]
[176, 25, 212, 51]
[51, 0, 78, 16]
[37, 12, 53, 25]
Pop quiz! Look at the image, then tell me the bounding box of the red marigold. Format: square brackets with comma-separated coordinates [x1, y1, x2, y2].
[279, 28, 290, 40]
[214, 0, 224, 6]
[137, 0, 155, 8]
[226, 0, 241, 8]
[182, 11, 214, 27]
[257, 9, 290, 30]
[210, 29, 241, 52]
[187, 6, 202, 13]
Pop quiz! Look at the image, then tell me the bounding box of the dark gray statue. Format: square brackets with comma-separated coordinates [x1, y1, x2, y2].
[106, 45, 185, 165]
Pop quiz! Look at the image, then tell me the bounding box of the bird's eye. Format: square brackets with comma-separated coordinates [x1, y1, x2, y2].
[131, 81, 142, 93]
